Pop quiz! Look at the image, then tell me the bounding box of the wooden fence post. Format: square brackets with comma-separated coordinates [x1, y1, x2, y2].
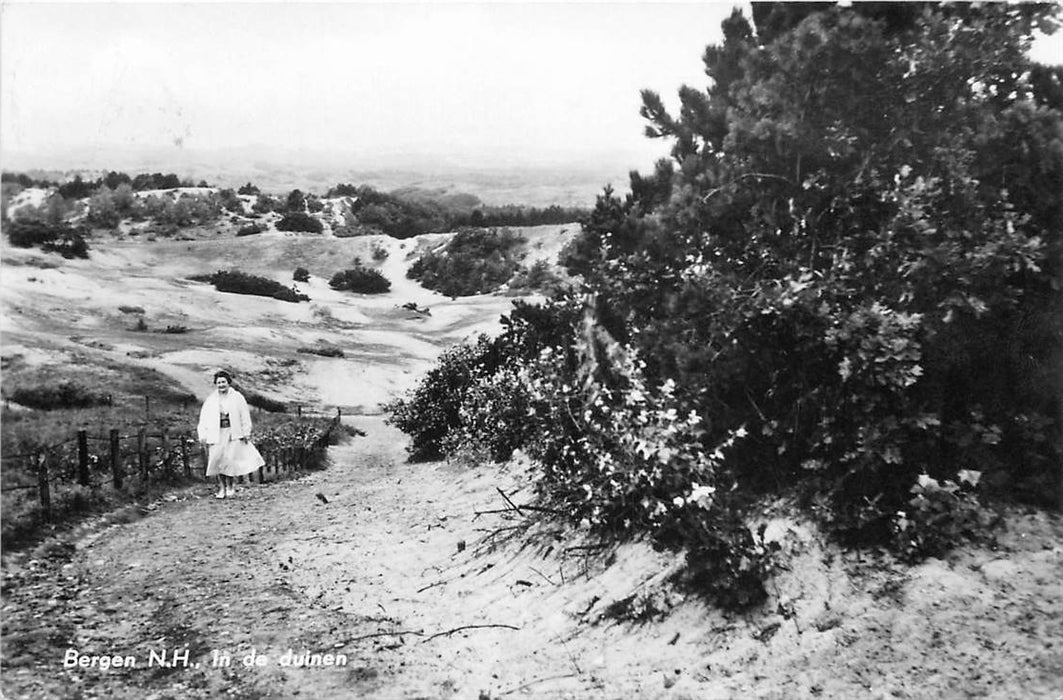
[145, 395, 151, 419]
[297, 405, 302, 417]
[110, 429, 122, 489]
[138, 427, 148, 483]
[36, 452, 51, 517]
[181, 436, 191, 478]
[160, 427, 170, 476]
[77, 429, 90, 486]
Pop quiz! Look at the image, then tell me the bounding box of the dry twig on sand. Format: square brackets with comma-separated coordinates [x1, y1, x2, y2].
[349, 629, 425, 642]
[421, 623, 521, 643]
[498, 673, 579, 696]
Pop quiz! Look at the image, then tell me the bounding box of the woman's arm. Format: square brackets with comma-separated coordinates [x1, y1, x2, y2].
[236, 391, 253, 439]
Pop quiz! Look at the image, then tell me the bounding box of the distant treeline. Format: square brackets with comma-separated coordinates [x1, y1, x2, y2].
[2, 171, 588, 238]
[2, 171, 207, 199]
[326, 183, 587, 238]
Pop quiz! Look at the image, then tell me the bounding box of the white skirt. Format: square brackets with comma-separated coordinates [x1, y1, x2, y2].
[206, 428, 265, 477]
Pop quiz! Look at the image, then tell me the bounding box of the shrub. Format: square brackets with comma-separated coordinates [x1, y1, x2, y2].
[407, 228, 525, 296]
[118, 305, 145, 314]
[236, 222, 265, 237]
[385, 298, 580, 461]
[130, 172, 181, 191]
[506, 259, 569, 296]
[329, 266, 390, 294]
[297, 346, 345, 358]
[5, 220, 90, 259]
[385, 336, 497, 461]
[441, 367, 532, 462]
[57, 175, 98, 200]
[333, 222, 380, 238]
[891, 471, 998, 560]
[293, 267, 310, 282]
[200, 270, 310, 303]
[276, 212, 323, 233]
[218, 188, 245, 214]
[9, 382, 110, 410]
[251, 194, 280, 214]
[285, 189, 306, 213]
[237, 182, 260, 196]
[371, 244, 389, 261]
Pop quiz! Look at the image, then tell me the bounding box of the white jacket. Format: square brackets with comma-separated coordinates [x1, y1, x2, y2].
[197, 389, 253, 444]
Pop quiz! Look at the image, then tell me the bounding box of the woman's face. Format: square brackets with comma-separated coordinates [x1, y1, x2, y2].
[215, 376, 230, 393]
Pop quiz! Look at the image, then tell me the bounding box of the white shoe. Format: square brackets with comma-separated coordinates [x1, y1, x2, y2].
[215, 489, 226, 499]
[225, 486, 236, 498]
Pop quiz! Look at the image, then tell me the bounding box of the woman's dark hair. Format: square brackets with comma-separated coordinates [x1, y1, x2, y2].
[213, 370, 233, 384]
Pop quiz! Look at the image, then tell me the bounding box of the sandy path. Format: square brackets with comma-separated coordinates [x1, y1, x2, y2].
[0, 417, 610, 700]
[4, 417, 1063, 700]
[2, 418, 394, 700]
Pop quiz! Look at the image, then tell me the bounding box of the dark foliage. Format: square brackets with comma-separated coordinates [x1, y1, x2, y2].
[297, 346, 345, 358]
[130, 172, 183, 191]
[276, 212, 323, 233]
[326, 182, 585, 237]
[252, 194, 280, 214]
[385, 298, 580, 461]
[236, 222, 265, 237]
[451, 204, 589, 228]
[199, 270, 310, 303]
[57, 175, 98, 200]
[1, 172, 59, 189]
[329, 265, 391, 294]
[286, 189, 306, 213]
[407, 228, 525, 297]
[5, 220, 90, 258]
[10, 382, 111, 410]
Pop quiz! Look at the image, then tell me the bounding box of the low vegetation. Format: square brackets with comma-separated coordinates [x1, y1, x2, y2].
[505, 259, 570, 296]
[236, 222, 266, 237]
[325, 183, 587, 239]
[190, 270, 310, 303]
[329, 263, 391, 294]
[4, 220, 90, 259]
[407, 227, 525, 297]
[296, 346, 345, 358]
[9, 382, 111, 410]
[276, 212, 323, 234]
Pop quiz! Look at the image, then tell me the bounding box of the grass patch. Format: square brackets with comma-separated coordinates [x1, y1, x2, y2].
[9, 382, 111, 410]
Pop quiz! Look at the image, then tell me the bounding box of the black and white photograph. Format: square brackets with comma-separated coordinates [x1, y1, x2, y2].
[1, 1, 1061, 698]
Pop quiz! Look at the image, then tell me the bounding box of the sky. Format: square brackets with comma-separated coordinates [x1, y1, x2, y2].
[0, 2, 750, 172]
[1, 2, 1060, 175]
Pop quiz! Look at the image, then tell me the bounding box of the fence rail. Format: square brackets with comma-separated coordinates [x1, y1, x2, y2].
[1, 409, 343, 519]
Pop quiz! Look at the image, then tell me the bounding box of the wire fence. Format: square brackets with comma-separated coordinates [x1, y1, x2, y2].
[0, 408, 344, 518]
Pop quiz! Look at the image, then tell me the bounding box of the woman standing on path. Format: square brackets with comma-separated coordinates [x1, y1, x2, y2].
[197, 370, 265, 499]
